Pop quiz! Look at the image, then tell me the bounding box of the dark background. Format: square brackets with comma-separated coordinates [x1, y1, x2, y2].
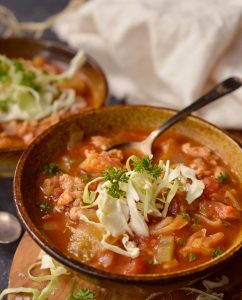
[0, 0, 70, 292]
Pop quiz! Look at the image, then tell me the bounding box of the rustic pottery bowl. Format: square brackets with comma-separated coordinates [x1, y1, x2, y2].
[14, 106, 242, 294]
[0, 37, 108, 177]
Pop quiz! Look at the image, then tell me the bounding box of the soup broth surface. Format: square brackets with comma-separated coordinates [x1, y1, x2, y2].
[36, 130, 242, 275]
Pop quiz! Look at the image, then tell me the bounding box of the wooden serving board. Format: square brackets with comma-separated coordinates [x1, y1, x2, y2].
[8, 233, 242, 300]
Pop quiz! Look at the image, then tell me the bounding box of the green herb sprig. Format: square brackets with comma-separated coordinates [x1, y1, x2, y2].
[179, 212, 190, 221]
[67, 280, 96, 300]
[188, 252, 197, 262]
[212, 247, 224, 258]
[217, 172, 229, 184]
[0, 98, 11, 113]
[0, 60, 9, 80]
[103, 166, 129, 198]
[21, 70, 42, 92]
[13, 59, 24, 72]
[38, 201, 52, 214]
[43, 163, 59, 175]
[132, 156, 162, 178]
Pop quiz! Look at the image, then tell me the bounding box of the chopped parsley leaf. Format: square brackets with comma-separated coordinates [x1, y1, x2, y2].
[80, 174, 91, 183]
[212, 247, 224, 258]
[106, 184, 126, 198]
[103, 167, 128, 198]
[179, 212, 190, 221]
[0, 60, 9, 80]
[0, 98, 11, 113]
[43, 163, 59, 175]
[67, 279, 96, 300]
[188, 252, 197, 262]
[21, 70, 42, 91]
[13, 59, 24, 72]
[132, 156, 162, 178]
[217, 172, 229, 184]
[39, 201, 52, 214]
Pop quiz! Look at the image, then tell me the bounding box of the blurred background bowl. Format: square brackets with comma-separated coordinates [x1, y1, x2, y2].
[0, 37, 109, 177]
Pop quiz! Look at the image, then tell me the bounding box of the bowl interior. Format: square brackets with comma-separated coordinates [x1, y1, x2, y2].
[0, 37, 108, 177]
[14, 105, 242, 285]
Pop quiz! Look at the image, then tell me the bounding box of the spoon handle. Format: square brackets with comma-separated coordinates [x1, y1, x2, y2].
[149, 77, 242, 141]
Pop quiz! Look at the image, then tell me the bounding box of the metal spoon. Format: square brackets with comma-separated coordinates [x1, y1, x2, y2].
[0, 211, 22, 243]
[112, 77, 242, 155]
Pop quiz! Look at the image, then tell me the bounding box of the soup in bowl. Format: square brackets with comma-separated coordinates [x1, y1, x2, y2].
[14, 106, 242, 291]
[0, 37, 108, 176]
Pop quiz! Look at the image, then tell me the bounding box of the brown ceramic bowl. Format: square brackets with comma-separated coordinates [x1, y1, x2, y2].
[14, 106, 242, 294]
[0, 37, 108, 177]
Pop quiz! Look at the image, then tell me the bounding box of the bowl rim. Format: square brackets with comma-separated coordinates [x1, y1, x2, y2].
[0, 36, 109, 154]
[14, 105, 242, 285]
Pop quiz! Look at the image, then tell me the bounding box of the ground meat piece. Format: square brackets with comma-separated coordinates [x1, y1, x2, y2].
[182, 143, 211, 158]
[80, 150, 124, 173]
[90, 136, 112, 150]
[59, 174, 85, 191]
[182, 143, 218, 166]
[190, 158, 212, 178]
[41, 176, 60, 196]
[58, 190, 74, 206]
[56, 174, 85, 207]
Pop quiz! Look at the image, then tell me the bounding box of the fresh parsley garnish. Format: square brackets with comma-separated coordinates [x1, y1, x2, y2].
[21, 70, 42, 91]
[179, 212, 190, 221]
[13, 59, 24, 72]
[132, 156, 162, 178]
[188, 252, 197, 262]
[103, 167, 129, 198]
[80, 174, 91, 183]
[212, 247, 224, 258]
[39, 201, 52, 214]
[0, 98, 11, 113]
[0, 60, 9, 80]
[43, 163, 59, 175]
[216, 172, 229, 184]
[67, 280, 96, 300]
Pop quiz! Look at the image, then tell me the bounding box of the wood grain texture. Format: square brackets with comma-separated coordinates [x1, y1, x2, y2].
[8, 233, 242, 300]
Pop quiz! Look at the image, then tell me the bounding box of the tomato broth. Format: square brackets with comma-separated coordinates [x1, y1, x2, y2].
[36, 130, 242, 275]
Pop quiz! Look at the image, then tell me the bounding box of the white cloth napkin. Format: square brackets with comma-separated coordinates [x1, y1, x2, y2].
[54, 0, 242, 128]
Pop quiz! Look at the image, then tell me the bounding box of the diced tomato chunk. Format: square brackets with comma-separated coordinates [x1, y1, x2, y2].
[123, 257, 147, 275]
[203, 176, 219, 194]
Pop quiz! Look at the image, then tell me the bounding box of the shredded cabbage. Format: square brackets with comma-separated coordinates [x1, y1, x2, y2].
[79, 155, 205, 257]
[127, 178, 149, 236]
[0, 251, 69, 300]
[0, 50, 86, 122]
[96, 191, 132, 237]
[101, 233, 139, 258]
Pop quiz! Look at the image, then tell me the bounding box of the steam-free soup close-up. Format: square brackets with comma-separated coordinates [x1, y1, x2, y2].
[36, 130, 242, 275]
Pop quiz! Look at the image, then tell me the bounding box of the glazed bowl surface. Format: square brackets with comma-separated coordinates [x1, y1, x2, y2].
[0, 37, 108, 177]
[14, 105, 242, 292]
